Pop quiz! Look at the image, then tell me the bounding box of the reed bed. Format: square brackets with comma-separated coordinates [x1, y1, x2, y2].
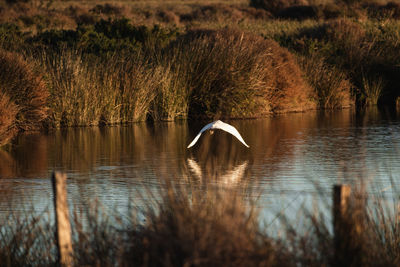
[39, 50, 164, 126]
[165, 28, 316, 119]
[0, 8, 400, 147]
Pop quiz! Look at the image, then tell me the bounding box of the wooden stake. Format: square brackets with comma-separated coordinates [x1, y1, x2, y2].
[333, 184, 351, 265]
[52, 172, 73, 267]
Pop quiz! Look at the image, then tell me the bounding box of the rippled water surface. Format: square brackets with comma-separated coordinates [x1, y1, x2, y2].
[1, 108, 400, 223]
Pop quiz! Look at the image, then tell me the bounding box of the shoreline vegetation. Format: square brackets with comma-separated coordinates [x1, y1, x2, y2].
[1, 173, 399, 266]
[2, 0, 400, 145]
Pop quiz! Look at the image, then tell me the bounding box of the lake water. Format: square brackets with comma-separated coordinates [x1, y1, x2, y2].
[1, 108, 400, 226]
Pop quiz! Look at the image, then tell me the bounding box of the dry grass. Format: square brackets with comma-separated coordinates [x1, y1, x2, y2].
[0, 49, 48, 131]
[122, 181, 290, 266]
[299, 55, 354, 109]
[39, 50, 162, 126]
[165, 28, 315, 119]
[0, 48, 48, 146]
[0, 92, 18, 147]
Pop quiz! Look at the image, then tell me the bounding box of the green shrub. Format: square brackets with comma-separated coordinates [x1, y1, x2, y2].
[29, 19, 178, 56]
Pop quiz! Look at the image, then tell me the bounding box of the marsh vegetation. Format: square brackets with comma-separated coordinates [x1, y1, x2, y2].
[2, 0, 400, 145]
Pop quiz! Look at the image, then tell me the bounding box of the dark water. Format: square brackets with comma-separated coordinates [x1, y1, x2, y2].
[1, 108, 400, 225]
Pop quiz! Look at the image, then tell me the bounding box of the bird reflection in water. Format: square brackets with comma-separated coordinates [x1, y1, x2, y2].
[187, 158, 248, 186]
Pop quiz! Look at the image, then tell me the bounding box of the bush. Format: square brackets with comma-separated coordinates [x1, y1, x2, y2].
[165, 29, 315, 119]
[124, 181, 291, 266]
[0, 23, 25, 51]
[0, 92, 18, 146]
[249, 0, 304, 14]
[0, 49, 48, 132]
[299, 55, 353, 109]
[29, 19, 178, 55]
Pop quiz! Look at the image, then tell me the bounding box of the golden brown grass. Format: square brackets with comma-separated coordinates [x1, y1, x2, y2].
[0, 48, 48, 146]
[299, 55, 354, 109]
[123, 181, 291, 266]
[0, 92, 18, 146]
[40, 50, 162, 126]
[165, 28, 316, 119]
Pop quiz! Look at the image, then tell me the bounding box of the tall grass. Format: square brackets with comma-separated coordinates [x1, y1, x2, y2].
[0, 49, 48, 131]
[39, 50, 163, 126]
[165, 28, 316, 119]
[0, 49, 48, 146]
[299, 55, 354, 109]
[33, 27, 318, 126]
[360, 74, 385, 106]
[0, 92, 18, 147]
[0, 209, 55, 266]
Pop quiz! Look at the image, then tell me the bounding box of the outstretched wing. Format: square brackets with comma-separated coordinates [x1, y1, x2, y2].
[187, 121, 217, 148]
[215, 121, 250, 148]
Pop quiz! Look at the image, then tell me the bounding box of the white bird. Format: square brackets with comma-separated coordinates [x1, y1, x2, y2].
[187, 120, 249, 148]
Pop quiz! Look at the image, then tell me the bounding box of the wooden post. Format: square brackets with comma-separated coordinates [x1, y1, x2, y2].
[52, 172, 73, 267]
[333, 184, 351, 266]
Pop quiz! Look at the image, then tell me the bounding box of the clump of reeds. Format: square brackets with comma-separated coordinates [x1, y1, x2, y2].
[0, 49, 48, 146]
[0, 92, 18, 146]
[149, 62, 189, 121]
[299, 55, 354, 109]
[123, 179, 291, 266]
[39, 49, 163, 126]
[359, 74, 385, 106]
[0, 49, 48, 130]
[164, 28, 315, 119]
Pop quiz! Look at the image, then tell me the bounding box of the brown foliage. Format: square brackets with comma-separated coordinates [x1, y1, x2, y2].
[261, 38, 316, 113]
[0, 92, 18, 146]
[124, 184, 291, 266]
[299, 55, 354, 109]
[156, 10, 180, 25]
[0, 49, 48, 131]
[180, 4, 270, 24]
[172, 29, 315, 118]
[325, 19, 366, 43]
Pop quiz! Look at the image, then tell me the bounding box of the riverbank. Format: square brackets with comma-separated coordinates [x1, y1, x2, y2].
[1, 0, 400, 146]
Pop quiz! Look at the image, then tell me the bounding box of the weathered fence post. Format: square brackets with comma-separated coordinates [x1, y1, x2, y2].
[333, 184, 351, 265]
[52, 172, 73, 267]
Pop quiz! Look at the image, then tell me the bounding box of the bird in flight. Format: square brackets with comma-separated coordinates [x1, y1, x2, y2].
[187, 120, 250, 148]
